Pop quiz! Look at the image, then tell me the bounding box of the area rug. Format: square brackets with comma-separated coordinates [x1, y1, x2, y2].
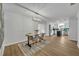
[18, 40, 50, 56]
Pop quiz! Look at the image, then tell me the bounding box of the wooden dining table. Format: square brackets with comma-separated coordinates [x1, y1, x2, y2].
[25, 33, 45, 48]
[25, 33, 34, 48]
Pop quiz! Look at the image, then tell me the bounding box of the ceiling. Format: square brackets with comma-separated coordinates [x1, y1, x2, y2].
[19, 3, 79, 22]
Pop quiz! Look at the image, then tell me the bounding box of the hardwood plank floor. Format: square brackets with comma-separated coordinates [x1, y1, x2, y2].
[3, 36, 79, 56]
[3, 44, 24, 56]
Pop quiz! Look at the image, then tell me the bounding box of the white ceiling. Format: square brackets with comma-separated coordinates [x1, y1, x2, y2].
[18, 3, 79, 22]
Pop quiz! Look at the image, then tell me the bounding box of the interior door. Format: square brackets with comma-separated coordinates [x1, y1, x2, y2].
[0, 3, 4, 48]
[38, 23, 45, 34]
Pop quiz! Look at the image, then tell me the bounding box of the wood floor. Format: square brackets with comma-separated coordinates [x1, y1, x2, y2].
[3, 36, 79, 56]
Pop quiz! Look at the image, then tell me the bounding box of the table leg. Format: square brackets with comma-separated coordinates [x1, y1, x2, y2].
[25, 36, 31, 48]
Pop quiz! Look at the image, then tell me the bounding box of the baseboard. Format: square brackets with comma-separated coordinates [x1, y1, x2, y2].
[70, 39, 77, 42]
[1, 45, 5, 56]
[68, 36, 78, 41]
[77, 43, 79, 48]
[4, 40, 27, 47]
[0, 43, 5, 56]
[0, 39, 27, 55]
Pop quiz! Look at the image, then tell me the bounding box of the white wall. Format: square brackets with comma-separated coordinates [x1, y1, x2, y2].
[69, 17, 78, 41]
[0, 3, 3, 56]
[44, 22, 50, 35]
[3, 3, 47, 46]
[44, 22, 48, 35]
[0, 3, 5, 56]
[32, 21, 38, 30]
[0, 41, 5, 56]
[0, 3, 1, 55]
[3, 4, 35, 46]
[77, 10, 79, 47]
